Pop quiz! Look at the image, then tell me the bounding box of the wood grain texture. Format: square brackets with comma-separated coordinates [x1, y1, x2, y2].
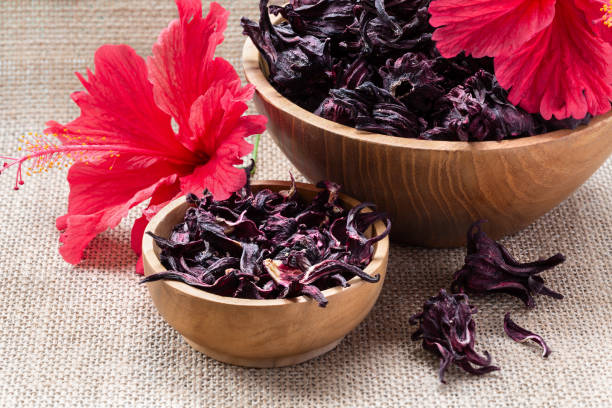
[142, 181, 390, 368]
[242, 39, 612, 247]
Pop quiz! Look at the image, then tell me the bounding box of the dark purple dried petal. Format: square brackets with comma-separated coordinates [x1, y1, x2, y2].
[142, 270, 240, 297]
[279, 173, 297, 200]
[219, 212, 264, 241]
[169, 224, 190, 244]
[146, 232, 206, 255]
[243, 1, 588, 140]
[356, 100, 426, 138]
[279, 280, 328, 307]
[234, 276, 265, 300]
[335, 57, 373, 89]
[280, 249, 313, 272]
[504, 313, 551, 358]
[198, 257, 240, 284]
[379, 52, 444, 113]
[410, 289, 499, 383]
[439, 70, 536, 141]
[346, 202, 391, 266]
[312, 180, 343, 213]
[329, 217, 348, 245]
[262, 213, 299, 245]
[269, 0, 355, 40]
[301, 259, 380, 285]
[241, 0, 333, 111]
[208, 204, 241, 221]
[314, 87, 370, 127]
[318, 82, 427, 138]
[452, 220, 565, 308]
[327, 273, 350, 288]
[295, 210, 327, 228]
[251, 188, 281, 212]
[177, 256, 206, 276]
[352, 1, 432, 56]
[144, 175, 389, 307]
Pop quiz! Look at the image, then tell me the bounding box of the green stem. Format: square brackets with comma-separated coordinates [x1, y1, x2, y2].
[251, 133, 262, 176]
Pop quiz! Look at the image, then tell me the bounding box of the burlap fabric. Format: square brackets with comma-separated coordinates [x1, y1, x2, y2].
[0, 1, 610, 407]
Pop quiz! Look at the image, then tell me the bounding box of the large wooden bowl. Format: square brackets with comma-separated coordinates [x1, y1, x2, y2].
[242, 39, 612, 247]
[142, 180, 389, 368]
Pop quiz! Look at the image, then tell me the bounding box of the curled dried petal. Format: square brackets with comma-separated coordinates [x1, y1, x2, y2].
[504, 313, 551, 358]
[346, 202, 391, 266]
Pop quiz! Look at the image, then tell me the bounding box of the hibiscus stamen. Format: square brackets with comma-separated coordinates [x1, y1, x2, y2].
[602, 1, 612, 27]
[1, 131, 199, 190]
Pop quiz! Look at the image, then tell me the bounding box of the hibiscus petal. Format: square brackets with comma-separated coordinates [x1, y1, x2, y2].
[148, 1, 256, 151]
[57, 156, 181, 264]
[45, 44, 193, 159]
[495, 1, 612, 119]
[178, 88, 266, 200]
[429, 0, 556, 58]
[135, 256, 145, 275]
[131, 217, 149, 258]
[187, 88, 266, 157]
[179, 146, 247, 201]
[130, 175, 182, 256]
[207, 57, 257, 102]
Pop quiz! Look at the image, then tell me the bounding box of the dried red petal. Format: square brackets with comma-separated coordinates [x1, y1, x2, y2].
[503, 313, 552, 358]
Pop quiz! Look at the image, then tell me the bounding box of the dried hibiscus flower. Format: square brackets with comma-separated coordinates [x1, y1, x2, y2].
[142, 177, 390, 307]
[242, 0, 591, 141]
[451, 221, 565, 308]
[504, 313, 551, 358]
[430, 70, 537, 141]
[410, 289, 499, 383]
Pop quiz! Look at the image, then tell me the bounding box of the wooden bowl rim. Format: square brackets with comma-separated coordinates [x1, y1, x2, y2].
[142, 180, 390, 308]
[242, 38, 612, 151]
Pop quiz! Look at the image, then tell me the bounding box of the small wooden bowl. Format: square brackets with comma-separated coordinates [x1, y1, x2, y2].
[242, 39, 612, 247]
[142, 180, 389, 368]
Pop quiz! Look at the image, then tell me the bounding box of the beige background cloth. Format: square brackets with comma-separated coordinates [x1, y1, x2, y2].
[0, 1, 610, 407]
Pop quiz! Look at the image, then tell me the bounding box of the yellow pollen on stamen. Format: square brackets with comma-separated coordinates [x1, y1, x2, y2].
[602, 1, 612, 27]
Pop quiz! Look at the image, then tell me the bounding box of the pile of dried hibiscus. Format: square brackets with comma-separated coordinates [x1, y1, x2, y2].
[241, 0, 591, 141]
[142, 177, 391, 307]
[410, 221, 564, 383]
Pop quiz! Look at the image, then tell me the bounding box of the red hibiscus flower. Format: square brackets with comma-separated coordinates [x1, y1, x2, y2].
[428, 0, 612, 120]
[3, 0, 266, 272]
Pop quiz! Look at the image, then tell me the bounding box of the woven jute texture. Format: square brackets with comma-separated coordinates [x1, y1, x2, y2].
[0, 1, 610, 407]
